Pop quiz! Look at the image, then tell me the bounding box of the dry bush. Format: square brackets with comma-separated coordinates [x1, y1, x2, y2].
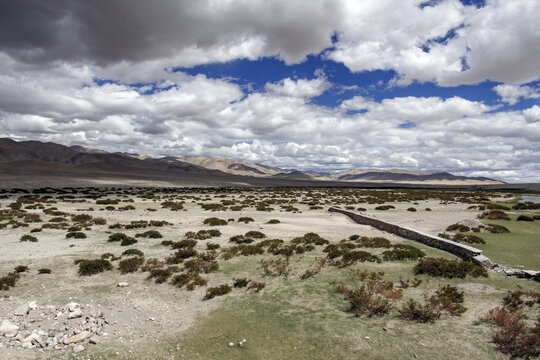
[300, 258, 326, 280]
[246, 281, 266, 292]
[399, 299, 440, 323]
[335, 270, 401, 317]
[478, 210, 510, 220]
[78, 259, 112, 276]
[204, 284, 232, 299]
[261, 258, 290, 278]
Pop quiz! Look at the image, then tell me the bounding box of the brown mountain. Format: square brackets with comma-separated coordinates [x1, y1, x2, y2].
[0, 138, 510, 188]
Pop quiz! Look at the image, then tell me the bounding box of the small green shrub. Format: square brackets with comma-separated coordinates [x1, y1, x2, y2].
[517, 215, 534, 222]
[20, 234, 38, 242]
[452, 233, 485, 244]
[206, 243, 220, 250]
[446, 224, 470, 232]
[38, 268, 52, 274]
[66, 231, 87, 239]
[14, 265, 28, 273]
[478, 210, 510, 220]
[121, 237, 137, 246]
[135, 230, 163, 238]
[375, 205, 395, 210]
[118, 257, 144, 273]
[485, 224, 510, 233]
[266, 219, 280, 224]
[171, 239, 197, 249]
[382, 244, 425, 261]
[414, 257, 487, 278]
[78, 259, 113, 276]
[0, 272, 20, 290]
[166, 248, 198, 264]
[203, 217, 227, 226]
[399, 299, 440, 323]
[238, 217, 254, 223]
[233, 278, 250, 288]
[407, 207, 417, 212]
[245, 230, 266, 239]
[184, 258, 219, 274]
[204, 284, 232, 300]
[148, 267, 175, 283]
[108, 233, 131, 242]
[122, 248, 144, 257]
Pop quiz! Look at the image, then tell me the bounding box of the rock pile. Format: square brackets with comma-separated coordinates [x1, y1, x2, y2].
[0, 301, 109, 353]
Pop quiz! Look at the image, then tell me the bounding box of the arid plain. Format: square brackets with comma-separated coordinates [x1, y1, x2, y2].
[0, 187, 539, 360]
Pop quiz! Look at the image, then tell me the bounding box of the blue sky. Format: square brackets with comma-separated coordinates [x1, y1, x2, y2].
[0, 0, 539, 182]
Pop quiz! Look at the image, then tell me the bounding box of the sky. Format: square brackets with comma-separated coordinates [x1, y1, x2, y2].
[0, 0, 539, 182]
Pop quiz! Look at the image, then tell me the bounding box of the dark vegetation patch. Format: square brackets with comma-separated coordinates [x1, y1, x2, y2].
[78, 259, 113, 276]
[414, 257, 488, 279]
[204, 284, 232, 300]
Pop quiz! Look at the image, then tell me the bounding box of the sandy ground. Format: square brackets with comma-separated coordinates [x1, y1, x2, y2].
[0, 191, 489, 358]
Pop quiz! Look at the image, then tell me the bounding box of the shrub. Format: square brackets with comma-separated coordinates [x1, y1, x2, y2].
[148, 267, 175, 283]
[101, 252, 120, 261]
[517, 215, 534, 222]
[266, 219, 280, 224]
[222, 244, 264, 259]
[398, 299, 440, 323]
[72, 214, 93, 223]
[446, 224, 470, 232]
[185, 229, 221, 240]
[121, 237, 137, 246]
[375, 205, 395, 210]
[429, 285, 467, 316]
[140, 258, 165, 272]
[291, 232, 329, 246]
[171, 239, 197, 249]
[20, 234, 38, 242]
[204, 284, 232, 300]
[229, 235, 254, 244]
[354, 236, 392, 248]
[245, 230, 266, 239]
[203, 217, 227, 226]
[122, 248, 144, 257]
[206, 243, 220, 250]
[66, 231, 87, 239]
[184, 258, 219, 274]
[407, 207, 417, 212]
[233, 278, 250, 288]
[414, 257, 487, 278]
[335, 251, 381, 267]
[38, 268, 52, 274]
[246, 281, 266, 292]
[118, 257, 144, 273]
[260, 258, 290, 277]
[135, 230, 163, 238]
[382, 244, 425, 261]
[166, 248, 198, 264]
[478, 210, 510, 220]
[0, 272, 20, 290]
[108, 233, 131, 242]
[238, 217, 254, 223]
[452, 233, 485, 244]
[300, 258, 326, 280]
[14, 265, 28, 273]
[78, 259, 113, 276]
[335, 271, 400, 317]
[485, 224, 510, 233]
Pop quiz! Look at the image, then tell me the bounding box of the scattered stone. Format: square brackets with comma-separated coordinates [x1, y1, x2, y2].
[89, 337, 99, 344]
[68, 309, 83, 319]
[228, 342, 234, 347]
[73, 344, 85, 353]
[66, 302, 80, 312]
[64, 331, 89, 344]
[0, 319, 19, 337]
[14, 303, 30, 316]
[117, 282, 129, 287]
[365, 336, 370, 340]
[28, 301, 37, 310]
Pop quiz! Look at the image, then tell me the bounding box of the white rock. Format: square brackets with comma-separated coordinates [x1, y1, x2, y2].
[117, 282, 129, 287]
[28, 301, 37, 310]
[73, 344, 85, 353]
[14, 303, 30, 316]
[64, 331, 89, 344]
[228, 342, 234, 347]
[23, 333, 42, 345]
[68, 309, 83, 319]
[0, 319, 19, 337]
[66, 302, 80, 312]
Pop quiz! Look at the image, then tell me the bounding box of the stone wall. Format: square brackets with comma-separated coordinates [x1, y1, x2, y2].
[328, 207, 539, 281]
[328, 207, 483, 261]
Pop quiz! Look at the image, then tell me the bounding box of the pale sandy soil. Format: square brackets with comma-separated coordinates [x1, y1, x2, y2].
[0, 192, 487, 359]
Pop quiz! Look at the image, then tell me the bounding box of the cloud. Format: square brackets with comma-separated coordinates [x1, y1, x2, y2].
[0, 0, 539, 182]
[494, 84, 540, 105]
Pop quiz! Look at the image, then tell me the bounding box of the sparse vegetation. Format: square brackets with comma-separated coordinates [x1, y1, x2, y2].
[414, 257, 488, 278]
[78, 259, 113, 276]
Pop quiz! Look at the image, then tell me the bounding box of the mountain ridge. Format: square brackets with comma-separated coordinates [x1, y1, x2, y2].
[0, 138, 505, 186]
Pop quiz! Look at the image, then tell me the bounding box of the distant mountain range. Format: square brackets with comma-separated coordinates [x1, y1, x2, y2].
[0, 138, 505, 187]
